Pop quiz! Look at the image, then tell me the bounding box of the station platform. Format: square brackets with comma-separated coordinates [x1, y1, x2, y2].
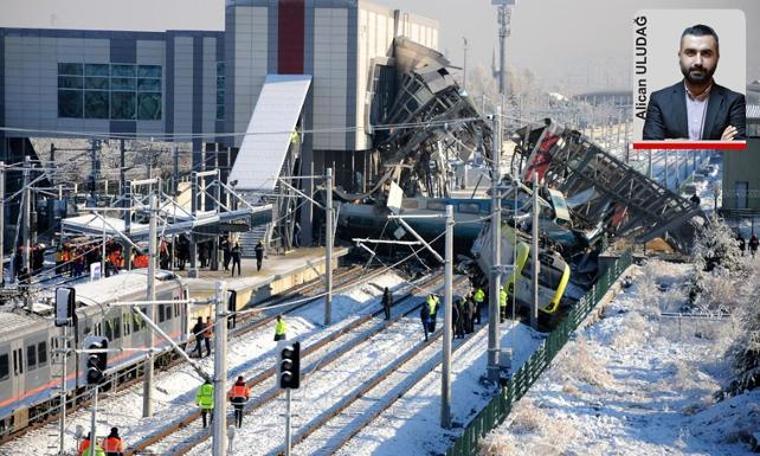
[175, 246, 349, 317]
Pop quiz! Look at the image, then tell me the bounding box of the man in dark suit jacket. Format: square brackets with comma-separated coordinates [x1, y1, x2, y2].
[643, 24, 746, 141]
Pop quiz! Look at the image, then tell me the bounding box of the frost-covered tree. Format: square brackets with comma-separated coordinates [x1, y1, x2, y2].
[688, 216, 744, 305]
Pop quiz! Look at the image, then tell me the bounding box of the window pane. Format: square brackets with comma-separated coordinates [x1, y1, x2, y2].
[85, 77, 110, 90]
[137, 93, 161, 120]
[111, 91, 136, 119]
[85, 63, 109, 76]
[216, 105, 224, 121]
[105, 321, 113, 340]
[26, 345, 36, 369]
[111, 64, 136, 78]
[0, 354, 8, 380]
[111, 77, 136, 90]
[137, 78, 161, 92]
[37, 342, 47, 365]
[58, 63, 83, 76]
[166, 304, 172, 320]
[58, 76, 83, 89]
[138, 65, 162, 78]
[158, 305, 165, 323]
[114, 317, 121, 339]
[58, 90, 83, 118]
[85, 91, 109, 119]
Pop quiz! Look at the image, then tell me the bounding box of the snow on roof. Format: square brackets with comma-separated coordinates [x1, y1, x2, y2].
[72, 270, 176, 306]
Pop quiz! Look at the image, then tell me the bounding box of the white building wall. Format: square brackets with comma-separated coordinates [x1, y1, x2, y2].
[136, 39, 165, 135]
[4, 35, 111, 135]
[232, 6, 268, 147]
[312, 7, 348, 151]
[173, 36, 193, 140]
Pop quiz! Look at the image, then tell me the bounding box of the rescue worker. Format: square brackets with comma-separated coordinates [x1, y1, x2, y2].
[79, 433, 105, 456]
[274, 315, 287, 341]
[255, 241, 265, 272]
[191, 317, 207, 358]
[420, 305, 431, 341]
[382, 287, 393, 320]
[426, 294, 439, 332]
[102, 427, 125, 456]
[499, 286, 508, 323]
[202, 316, 213, 356]
[750, 233, 759, 258]
[195, 379, 214, 428]
[473, 287, 485, 325]
[228, 375, 251, 428]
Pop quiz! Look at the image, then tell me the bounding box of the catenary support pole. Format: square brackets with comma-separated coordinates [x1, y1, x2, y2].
[324, 168, 334, 326]
[0, 161, 4, 287]
[441, 204, 454, 428]
[90, 384, 98, 456]
[285, 388, 292, 456]
[142, 193, 158, 417]
[189, 171, 198, 278]
[212, 281, 228, 456]
[487, 107, 502, 382]
[58, 325, 68, 456]
[23, 156, 31, 282]
[531, 171, 539, 329]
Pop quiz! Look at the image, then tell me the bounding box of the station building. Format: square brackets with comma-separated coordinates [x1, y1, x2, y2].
[0, 0, 438, 184]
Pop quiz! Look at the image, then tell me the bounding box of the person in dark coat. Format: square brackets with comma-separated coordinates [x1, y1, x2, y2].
[221, 236, 231, 271]
[464, 295, 476, 334]
[231, 242, 242, 277]
[454, 298, 465, 339]
[191, 317, 207, 358]
[420, 306, 431, 341]
[750, 233, 759, 257]
[737, 234, 746, 256]
[255, 241, 265, 272]
[381, 287, 393, 320]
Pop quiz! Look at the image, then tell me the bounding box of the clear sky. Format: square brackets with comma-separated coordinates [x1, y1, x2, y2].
[378, 0, 759, 94]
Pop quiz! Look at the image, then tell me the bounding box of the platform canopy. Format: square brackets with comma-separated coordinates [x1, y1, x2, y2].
[229, 74, 312, 193]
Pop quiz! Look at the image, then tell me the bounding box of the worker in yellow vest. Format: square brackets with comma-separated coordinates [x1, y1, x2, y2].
[473, 287, 485, 325]
[425, 294, 440, 332]
[499, 286, 508, 323]
[195, 379, 214, 428]
[274, 315, 287, 341]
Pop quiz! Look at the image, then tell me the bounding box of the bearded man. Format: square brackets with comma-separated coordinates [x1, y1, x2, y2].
[642, 24, 746, 141]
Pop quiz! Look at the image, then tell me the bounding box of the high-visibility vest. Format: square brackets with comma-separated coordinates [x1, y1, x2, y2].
[499, 288, 508, 308]
[473, 289, 485, 303]
[229, 383, 250, 400]
[275, 319, 287, 336]
[203, 322, 213, 338]
[82, 445, 106, 456]
[196, 383, 214, 409]
[426, 295, 439, 315]
[101, 436, 124, 453]
[78, 439, 90, 456]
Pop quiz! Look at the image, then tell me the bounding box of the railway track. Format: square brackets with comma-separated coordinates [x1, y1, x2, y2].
[297, 309, 488, 456]
[0, 265, 365, 447]
[129, 272, 455, 455]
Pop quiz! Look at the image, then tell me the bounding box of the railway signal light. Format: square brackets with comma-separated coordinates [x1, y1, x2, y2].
[85, 336, 108, 385]
[278, 341, 300, 389]
[55, 287, 76, 327]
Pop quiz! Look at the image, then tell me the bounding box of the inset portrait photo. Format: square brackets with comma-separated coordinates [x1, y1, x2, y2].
[632, 10, 747, 150]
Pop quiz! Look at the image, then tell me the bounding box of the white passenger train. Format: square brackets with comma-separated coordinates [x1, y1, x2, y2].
[0, 270, 193, 436]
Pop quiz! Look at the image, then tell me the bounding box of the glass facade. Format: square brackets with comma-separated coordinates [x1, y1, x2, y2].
[57, 62, 162, 120]
[216, 62, 225, 121]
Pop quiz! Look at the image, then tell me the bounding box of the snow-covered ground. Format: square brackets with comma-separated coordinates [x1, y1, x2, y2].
[480, 259, 759, 455]
[3, 272, 408, 456]
[337, 320, 543, 456]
